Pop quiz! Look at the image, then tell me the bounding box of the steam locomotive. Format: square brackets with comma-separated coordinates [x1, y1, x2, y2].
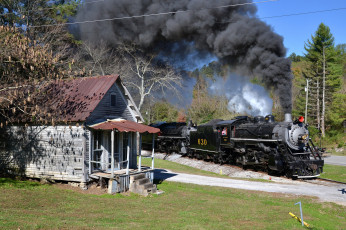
[143, 114, 324, 178]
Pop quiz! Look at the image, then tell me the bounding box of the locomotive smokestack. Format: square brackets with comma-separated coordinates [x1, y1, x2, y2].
[284, 113, 292, 123]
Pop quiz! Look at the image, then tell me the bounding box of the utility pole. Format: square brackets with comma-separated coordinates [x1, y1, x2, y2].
[305, 79, 310, 123]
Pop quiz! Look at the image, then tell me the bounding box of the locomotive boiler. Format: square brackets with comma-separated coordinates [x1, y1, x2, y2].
[144, 114, 324, 178]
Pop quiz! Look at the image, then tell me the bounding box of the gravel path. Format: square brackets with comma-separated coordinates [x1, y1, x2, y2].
[324, 155, 346, 166]
[149, 152, 346, 206]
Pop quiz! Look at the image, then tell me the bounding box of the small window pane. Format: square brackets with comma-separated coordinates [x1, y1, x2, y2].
[110, 94, 116, 107]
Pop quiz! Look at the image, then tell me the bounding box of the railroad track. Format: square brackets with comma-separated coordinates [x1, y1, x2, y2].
[301, 177, 346, 187]
[316, 178, 346, 185]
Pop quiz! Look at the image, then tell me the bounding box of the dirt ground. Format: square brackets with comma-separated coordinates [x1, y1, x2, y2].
[54, 183, 108, 195]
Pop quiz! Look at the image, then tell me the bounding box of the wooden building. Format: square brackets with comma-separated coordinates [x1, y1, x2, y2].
[2, 75, 159, 194]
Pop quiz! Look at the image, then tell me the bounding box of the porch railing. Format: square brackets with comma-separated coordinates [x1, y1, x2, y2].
[90, 159, 129, 175]
[88, 131, 155, 180]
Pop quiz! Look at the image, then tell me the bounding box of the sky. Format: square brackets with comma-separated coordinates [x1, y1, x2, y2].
[255, 0, 346, 56]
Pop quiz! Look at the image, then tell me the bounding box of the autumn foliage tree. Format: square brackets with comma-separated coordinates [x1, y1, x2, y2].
[187, 70, 237, 124]
[0, 25, 81, 176]
[0, 25, 82, 127]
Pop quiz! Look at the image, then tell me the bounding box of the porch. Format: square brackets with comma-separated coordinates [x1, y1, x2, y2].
[88, 119, 160, 193]
[91, 167, 155, 194]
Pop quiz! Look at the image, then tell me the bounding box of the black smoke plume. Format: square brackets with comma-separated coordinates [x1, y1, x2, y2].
[75, 0, 292, 112]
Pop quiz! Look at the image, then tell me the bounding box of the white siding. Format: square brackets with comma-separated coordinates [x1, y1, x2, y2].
[8, 125, 88, 182]
[87, 82, 135, 124]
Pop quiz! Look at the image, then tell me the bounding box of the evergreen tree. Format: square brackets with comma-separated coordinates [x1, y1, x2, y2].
[0, 1, 80, 58]
[150, 102, 179, 123]
[288, 52, 303, 62]
[303, 23, 342, 137]
[336, 44, 346, 56]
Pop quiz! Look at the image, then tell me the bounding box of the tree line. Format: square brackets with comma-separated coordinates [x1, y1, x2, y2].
[290, 23, 345, 146]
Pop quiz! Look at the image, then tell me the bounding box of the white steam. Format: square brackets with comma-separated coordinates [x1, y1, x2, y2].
[209, 74, 273, 116]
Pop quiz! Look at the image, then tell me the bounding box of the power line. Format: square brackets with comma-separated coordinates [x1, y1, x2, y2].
[259, 7, 346, 20]
[8, 1, 345, 29]
[27, 0, 279, 28]
[0, 0, 106, 17]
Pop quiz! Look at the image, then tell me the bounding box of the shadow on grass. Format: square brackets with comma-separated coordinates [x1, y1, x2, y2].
[0, 178, 42, 189]
[153, 168, 178, 185]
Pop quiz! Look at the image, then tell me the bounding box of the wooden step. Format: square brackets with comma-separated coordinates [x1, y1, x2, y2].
[137, 178, 150, 185]
[129, 175, 157, 196]
[130, 173, 145, 181]
[143, 183, 154, 190]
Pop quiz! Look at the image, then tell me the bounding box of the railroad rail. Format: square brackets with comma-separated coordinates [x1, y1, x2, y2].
[316, 178, 346, 185]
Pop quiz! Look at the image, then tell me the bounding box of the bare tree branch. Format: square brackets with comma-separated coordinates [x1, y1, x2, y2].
[116, 44, 183, 111]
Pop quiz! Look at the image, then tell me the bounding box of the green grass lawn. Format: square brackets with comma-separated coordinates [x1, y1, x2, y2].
[319, 164, 346, 183]
[328, 150, 345, 156]
[1, 159, 345, 229]
[0, 177, 345, 229]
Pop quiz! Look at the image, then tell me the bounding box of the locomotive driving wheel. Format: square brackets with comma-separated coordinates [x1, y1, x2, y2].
[236, 155, 246, 167]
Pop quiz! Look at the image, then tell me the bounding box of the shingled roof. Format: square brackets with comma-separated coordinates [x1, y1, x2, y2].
[90, 119, 160, 133]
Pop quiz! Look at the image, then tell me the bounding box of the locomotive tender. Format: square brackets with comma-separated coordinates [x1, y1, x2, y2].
[145, 114, 324, 178]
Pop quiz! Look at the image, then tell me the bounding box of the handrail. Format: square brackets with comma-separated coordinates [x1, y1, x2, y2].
[118, 160, 128, 164]
[90, 160, 128, 165]
[90, 160, 111, 165]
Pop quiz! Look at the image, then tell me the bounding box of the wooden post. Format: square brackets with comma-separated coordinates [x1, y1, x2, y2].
[151, 133, 155, 169]
[138, 132, 142, 172]
[119, 132, 123, 170]
[111, 130, 115, 178]
[82, 130, 87, 184]
[126, 133, 131, 175]
[89, 130, 93, 175]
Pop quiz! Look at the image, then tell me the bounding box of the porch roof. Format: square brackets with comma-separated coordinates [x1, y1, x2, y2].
[89, 119, 160, 133]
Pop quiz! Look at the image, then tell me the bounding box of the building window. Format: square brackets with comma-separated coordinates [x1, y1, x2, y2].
[93, 131, 103, 170]
[110, 94, 116, 107]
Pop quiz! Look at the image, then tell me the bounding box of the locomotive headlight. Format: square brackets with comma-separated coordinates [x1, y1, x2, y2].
[298, 134, 309, 144]
[301, 134, 308, 140]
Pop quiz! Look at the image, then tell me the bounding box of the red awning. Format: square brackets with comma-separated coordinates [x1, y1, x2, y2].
[89, 119, 160, 133]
